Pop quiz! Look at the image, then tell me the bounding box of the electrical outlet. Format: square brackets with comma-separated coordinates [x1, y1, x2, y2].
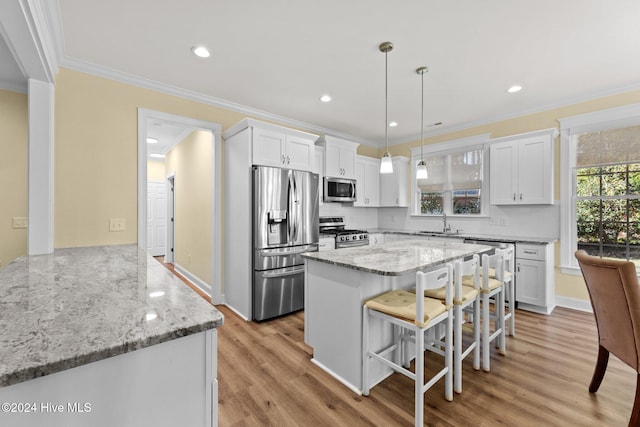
[109, 218, 126, 232]
[12, 217, 27, 229]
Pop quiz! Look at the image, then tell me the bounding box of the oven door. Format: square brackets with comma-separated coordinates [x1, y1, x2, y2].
[253, 265, 305, 321]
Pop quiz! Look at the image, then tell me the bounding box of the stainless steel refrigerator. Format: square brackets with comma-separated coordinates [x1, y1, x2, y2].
[253, 166, 319, 321]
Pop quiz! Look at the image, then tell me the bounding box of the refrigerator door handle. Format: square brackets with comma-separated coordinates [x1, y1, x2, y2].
[258, 265, 305, 278]
[287, 173, 294, 244]
[292, 174, 299, 242]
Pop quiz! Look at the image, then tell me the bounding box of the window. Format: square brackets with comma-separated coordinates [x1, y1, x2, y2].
[574, 126, 640, 265]
[411, 134, 489, 216]
[560, 104, 640, 271]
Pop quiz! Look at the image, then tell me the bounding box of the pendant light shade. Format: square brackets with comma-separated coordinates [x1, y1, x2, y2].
[380, 153, 394, 173]
[416, 66, 429, 180]
[416, 160, 428, 179]
[380, 42, 394, 174]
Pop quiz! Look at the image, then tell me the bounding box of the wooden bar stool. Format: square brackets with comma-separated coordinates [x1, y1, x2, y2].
[362, 264, 453, 427]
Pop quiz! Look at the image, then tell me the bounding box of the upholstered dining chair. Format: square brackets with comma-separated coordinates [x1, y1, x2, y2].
[575, 250, 640, 427]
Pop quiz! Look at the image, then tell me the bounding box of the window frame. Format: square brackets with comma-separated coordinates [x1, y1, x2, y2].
[410, 134, 491, 217]
[559, 103, 640, 274]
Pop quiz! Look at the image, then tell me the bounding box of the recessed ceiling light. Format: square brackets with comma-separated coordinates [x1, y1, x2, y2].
[150, 153, 165, 159]
[507, 85, 523, 93]
[191, 46, 210, 58]
[146, 137, 158, 144]
[389, 121, 398, 127]
[320, 94, 332, 103]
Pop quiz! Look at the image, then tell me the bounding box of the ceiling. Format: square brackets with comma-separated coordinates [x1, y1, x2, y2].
[4, 0, 640, 148]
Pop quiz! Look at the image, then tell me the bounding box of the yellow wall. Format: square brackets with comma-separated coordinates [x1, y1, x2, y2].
[165, 130, 213, 285]
[0, 89, 28, 267]
[54, 68, 246, 247]
[147, 159, 165, 181]
[381, 89, 640, 302]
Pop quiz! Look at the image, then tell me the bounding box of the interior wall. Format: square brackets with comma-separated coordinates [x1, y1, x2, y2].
[0, 89, 28, 267]
[376, 89, 640, 302]
[165, 130, 213, 286]
[54, 68, 246, 248]
[147, 159, 165, 181]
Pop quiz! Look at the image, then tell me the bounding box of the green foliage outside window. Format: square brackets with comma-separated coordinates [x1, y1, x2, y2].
[576, 163, 640, 264]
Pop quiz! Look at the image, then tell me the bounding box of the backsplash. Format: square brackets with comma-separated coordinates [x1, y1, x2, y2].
[377, 203, 560, 239]
[319, 203, 378, 229]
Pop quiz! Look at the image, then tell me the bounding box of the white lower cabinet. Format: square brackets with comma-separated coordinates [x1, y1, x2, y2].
[515, 243, 555, 314]
[319, 236, 335, 251]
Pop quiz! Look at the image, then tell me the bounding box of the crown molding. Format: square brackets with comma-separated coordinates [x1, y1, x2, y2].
[390, 81, 640, 147]
[58, 56, 378, 148]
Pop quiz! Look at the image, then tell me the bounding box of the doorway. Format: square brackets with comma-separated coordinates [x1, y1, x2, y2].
[137, 109, 223, 303]
[165, 174, 175, 263]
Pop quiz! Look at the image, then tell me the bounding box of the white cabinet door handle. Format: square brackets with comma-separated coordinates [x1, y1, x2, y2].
[512, 193, 516, 201]
[519, 193, 523, 200]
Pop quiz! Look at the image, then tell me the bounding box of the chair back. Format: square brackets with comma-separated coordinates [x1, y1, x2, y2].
[498, 245, 515, 275]
[416, 264, 453, 322]
[455, 255, 479, 300]
[482, 251, 504, 288]
[575, 250, 640, 371]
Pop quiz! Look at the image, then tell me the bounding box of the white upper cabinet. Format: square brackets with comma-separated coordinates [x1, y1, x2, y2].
[354, 155, 380, 207]
[226, 119, 316, 172]
[380, 156, 409, 207]
[489, 128, 556, 205]
[316, 136, 358, 180]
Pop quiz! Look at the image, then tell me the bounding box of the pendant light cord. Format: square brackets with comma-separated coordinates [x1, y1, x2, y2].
[420, 69, 424, 162]
[384, 49, 388, 154]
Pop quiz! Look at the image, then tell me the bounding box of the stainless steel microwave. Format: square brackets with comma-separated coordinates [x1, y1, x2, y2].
[324, 177, 356, 202]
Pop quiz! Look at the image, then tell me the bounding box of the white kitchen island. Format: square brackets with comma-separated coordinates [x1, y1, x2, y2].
[302, 239, 490, 394]
[0, 245, 223, 427]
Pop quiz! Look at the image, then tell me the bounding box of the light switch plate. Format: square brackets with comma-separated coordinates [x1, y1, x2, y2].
[12, 217, 27, 229]
[109, 218, 126, 232]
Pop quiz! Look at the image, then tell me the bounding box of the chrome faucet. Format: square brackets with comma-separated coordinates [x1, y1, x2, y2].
[442, 213, 451, 233]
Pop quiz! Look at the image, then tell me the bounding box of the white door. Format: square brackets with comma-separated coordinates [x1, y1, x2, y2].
[147, 181, 166, 256]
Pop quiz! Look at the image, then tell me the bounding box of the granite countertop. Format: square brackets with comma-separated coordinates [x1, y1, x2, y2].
[367, 229, 557, 245]
[302, 239, 491, 276]
[0, 244, 224, 387]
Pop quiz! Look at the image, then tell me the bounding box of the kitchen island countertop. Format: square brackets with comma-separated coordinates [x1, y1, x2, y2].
[302, 239, 491, 276]
[0, 244, 223, 387]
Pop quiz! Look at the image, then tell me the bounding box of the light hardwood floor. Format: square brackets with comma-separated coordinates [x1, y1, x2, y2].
[154, 258, 635, 426]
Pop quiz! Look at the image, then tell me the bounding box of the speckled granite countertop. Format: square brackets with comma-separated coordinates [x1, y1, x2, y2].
[0, 245, 223, 387]
[302, 240, 491, 276]
[367, 229, 557, 245]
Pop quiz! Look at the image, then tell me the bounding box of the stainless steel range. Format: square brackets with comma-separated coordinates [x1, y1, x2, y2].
[319, 216, 369, 248]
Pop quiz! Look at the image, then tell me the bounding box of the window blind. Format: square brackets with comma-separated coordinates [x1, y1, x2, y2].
[417, 149, 483, 192]
[576, 125, 640, 168]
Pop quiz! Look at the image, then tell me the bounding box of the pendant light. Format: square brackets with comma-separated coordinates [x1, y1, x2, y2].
[416, 66, 429, 180]
[379, 42, 394, 174]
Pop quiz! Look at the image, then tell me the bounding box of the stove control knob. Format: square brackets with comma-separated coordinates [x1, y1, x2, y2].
[345, 235, 350, 241]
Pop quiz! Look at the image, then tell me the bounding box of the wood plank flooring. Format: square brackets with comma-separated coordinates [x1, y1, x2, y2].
[154, 258, 635, 426]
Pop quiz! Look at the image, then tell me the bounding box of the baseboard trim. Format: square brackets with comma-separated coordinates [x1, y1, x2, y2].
[554, 296, 593, 313]
[174, 263, 211, 298]
[222, 303, 250, 321]
[310, 358, 362, 396]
